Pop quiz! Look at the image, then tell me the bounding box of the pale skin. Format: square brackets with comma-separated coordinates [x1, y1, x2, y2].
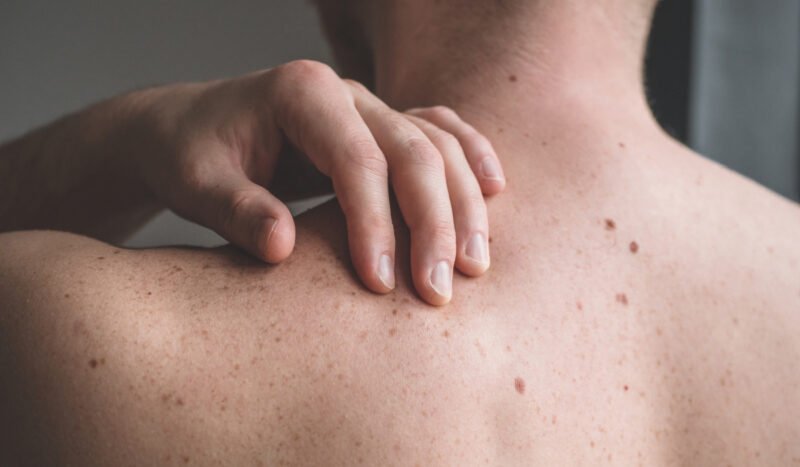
[2, 0, 800, 466]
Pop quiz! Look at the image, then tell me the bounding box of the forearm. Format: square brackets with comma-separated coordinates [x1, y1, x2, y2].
[0, 87, 176, 242]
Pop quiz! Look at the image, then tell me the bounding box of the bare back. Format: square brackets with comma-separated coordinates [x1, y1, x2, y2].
[2, 122, 799, 466]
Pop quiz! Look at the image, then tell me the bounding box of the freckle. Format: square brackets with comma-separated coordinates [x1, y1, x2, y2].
[405, 312, 412, 320]
[629, 241, 639, 253]
[590, 441, 595, 448]
[508, 74, 517, 82]
[514, 377, 526, 395]
[541, 141, 548, 147]
[505, 345, 511, 352]
[274, 337, 282, 343]
[623, 385, 629, 391]
[88, 359, 98, 368]
[497, 128, 504, 134]
[64, 293, 70, 298]
[391, 309, 398, 316]
[576, 301, 583, 311]
[551, 415, 557, 425]
[182, 455, 190, 463]
[618, 141, 626, 148]
[358, 331, 368, 340]
[616, 293, 628, 305]
[96, 256, 105, 260]
[234, 363, 240, 371]
[176, 397, 184, 406]
[99, 358, 105, 365]
[605, 218, 616, 230]
[442, 330, 450, 338]
[388, 327, 397, 337]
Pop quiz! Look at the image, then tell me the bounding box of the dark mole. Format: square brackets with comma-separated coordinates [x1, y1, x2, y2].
[508, 74, 518, 82]
[88, 359, 98, 368]
[96, 256, 105, 260]
[182, 455, 190, 463]
[391, 309, 398, 316]
[64, 293, 70, 298]
[623, 385, 629, 391]
[488, 236, 493, 244]
[605, 218, 616, 230]
[616, 293, 628, 306]
[629, 241, 639, 253]
[514, 377, 526, 395]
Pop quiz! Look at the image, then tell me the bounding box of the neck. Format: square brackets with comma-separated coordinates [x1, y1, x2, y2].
[369, 2, 661, 173]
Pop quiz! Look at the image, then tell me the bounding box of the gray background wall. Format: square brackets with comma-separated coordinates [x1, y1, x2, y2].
[1, 0, 798, 248]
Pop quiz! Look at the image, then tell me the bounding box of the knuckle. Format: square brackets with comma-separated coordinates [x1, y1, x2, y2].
[400, 137, 444, 170]
[426, 105, 458, 122]
[221, 188, 261, 233]
[336, 139, 388, 179]
[343, 78, 369, 94]
[274, 59, 337, 88]
[422, 218, 457, 245]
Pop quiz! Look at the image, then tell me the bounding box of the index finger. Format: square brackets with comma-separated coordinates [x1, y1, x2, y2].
[268, 60, 397, 294]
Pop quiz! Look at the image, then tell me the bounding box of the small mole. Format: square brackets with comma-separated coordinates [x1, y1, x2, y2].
[388, 327, 397, 337]
[274, 337, 282, 343]
[176, 397, 184, 406]
[112, 249, 120, 255]
[96, 256, 105, 260]
[623, 385, 629, 391]
[182, 455, 190, 464]
[605, 219, 616, 230]
[616, 293, 628, 305]
[541, 141, 548, 147]
[391, 309, 398, 316]
[576, 301, 583, 311]
[88, 359, 98, 369]
[488, 236, 493, 244]
[514, 377, 526, 395]
[405, 312, 412, 320]
[618, 141, 626, 148]
[202, 263, 210, 269]
[508, 74, 517, 82]
[442, 330, 450, 338]
[64, 293, 70, 298]
[629, 241, 639, 253]
[551, 415, 557, 425]
[99, 357, 105, 365]
[147, 291, 152, 296]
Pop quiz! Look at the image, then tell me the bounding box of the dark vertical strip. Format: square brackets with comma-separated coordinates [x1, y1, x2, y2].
[645, 0, 694, 143]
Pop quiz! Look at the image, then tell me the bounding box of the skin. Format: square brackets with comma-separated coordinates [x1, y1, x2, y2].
[0, 62, 506, 306]
[1, 0, 800, 465]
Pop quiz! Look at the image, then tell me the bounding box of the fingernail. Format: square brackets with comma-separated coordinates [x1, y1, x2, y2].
[480, 157, 503, 180]
[465, 233, 489, 266]
[377, 254, 395, 290]
[429, 260, 452, 299]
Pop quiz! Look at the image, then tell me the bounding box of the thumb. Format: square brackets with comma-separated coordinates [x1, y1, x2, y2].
[190, 171, 295, 264]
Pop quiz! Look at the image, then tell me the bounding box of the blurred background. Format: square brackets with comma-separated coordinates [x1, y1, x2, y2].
[1, 0, 797, 248]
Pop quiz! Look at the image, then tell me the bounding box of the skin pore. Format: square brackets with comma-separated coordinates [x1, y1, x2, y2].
[1, 0, 800, 465]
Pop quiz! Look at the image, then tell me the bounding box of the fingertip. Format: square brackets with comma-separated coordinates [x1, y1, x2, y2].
[418, 260, 453, 307]
[258, 216, 296, 264]
[456, 232, 491, 277]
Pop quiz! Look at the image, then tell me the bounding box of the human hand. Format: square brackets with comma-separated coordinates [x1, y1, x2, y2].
[137, 60, 506, 305]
